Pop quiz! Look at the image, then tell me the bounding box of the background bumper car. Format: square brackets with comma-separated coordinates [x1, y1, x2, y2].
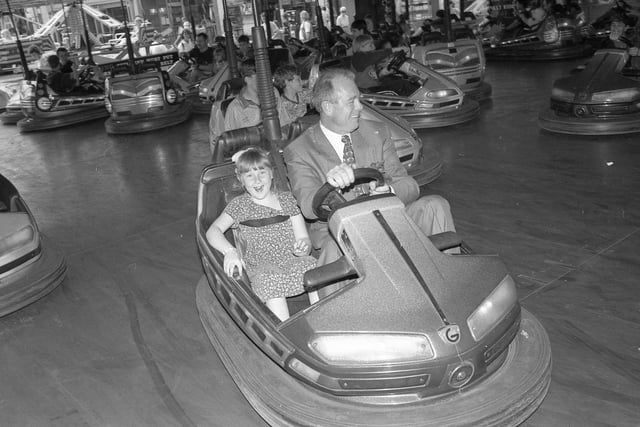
[104, 63, 190, 134]
[315, 52, 480, 129]
[483, 15, 593, 60]
[539, 48, 640, 134]
[0, 79, 24, 124]
[0, 174, 66, 317]
[194, 159, 552, 426]
[413, 30, 492, 102]
[17, 70, 108, 132]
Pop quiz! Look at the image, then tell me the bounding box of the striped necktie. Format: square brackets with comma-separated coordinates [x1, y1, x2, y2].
[341, 134, 355, 166]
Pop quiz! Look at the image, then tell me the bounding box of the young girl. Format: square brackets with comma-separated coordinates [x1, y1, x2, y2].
[205, 147, 317, 321]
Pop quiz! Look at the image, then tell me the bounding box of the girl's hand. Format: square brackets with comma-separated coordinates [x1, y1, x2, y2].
[223, 248, 243, 277]
[293, 238, 311, 256]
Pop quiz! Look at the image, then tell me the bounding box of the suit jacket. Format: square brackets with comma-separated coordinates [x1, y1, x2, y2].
[284, 118, 419, 220]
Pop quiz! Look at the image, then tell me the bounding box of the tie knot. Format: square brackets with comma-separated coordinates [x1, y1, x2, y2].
[341, 134, 351, 144]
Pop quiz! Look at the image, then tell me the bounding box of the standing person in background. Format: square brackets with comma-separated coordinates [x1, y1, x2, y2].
[336, 7, 350, 33]
[299, 10, 313, 42]
[261, 12, 284, 41]
[321, 7, 331, 29]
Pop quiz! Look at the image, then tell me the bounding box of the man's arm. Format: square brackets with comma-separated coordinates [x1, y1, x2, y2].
[378, 125, 420, 205]
[284, 142, 325, 220]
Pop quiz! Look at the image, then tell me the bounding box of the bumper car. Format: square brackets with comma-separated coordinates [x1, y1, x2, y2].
[168, 56, 223, 115]
[104, 61, 191, 134]
[314, 51, 480, 129]
[195, 160, 552, 426]
[0, 174, 66, 317]
[539, 47, 640, 135]
[0, 79, 24, 124]
[579, 0, 638, 49]
[412, 28, 492, 102]
[17, 69, 108, 132]
[483, 14, 593, 60]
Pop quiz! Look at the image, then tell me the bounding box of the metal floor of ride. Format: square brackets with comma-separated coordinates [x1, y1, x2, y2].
[1, 59, 638, 427]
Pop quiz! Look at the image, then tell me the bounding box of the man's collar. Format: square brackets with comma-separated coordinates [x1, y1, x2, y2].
[319, 121, 345, 139]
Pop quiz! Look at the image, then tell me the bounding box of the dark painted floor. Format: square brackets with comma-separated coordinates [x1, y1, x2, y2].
[1, 58, 639, 426]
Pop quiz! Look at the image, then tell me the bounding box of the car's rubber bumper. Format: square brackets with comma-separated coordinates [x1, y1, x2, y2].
[464, 82, 492, 102]
[409, 145, 443, 186]
[188, 92, 213, 115]
[105, 103, 191, 134]
[484, 43, 594, 61]
[17, 107, 109, 132]
[1, 110, 24, 124]
[0, 236, 66, 317]
[539, 109, 640, 135]
[196, 277, 552, 427]
[399, 98, 480, 129]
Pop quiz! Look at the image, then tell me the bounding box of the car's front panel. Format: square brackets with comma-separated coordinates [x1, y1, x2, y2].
[196, 168, 522, 399]
[20, 75, 105, 119]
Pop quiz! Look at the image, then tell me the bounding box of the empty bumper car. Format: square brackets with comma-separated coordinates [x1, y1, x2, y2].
[0, 174, 66, 317]
[413, 29, 492, 102]
[17, 69, 108, 132]
[195, 160, 552, 426]
[539, 48, 640, 134]
[483, 15, 593, 60]
[315, 52, 480, 129]
[104, 62, 191, 134]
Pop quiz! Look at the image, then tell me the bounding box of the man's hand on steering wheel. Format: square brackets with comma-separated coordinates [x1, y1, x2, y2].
[326, 163, 355, 189]
[313, 168, 387, 220]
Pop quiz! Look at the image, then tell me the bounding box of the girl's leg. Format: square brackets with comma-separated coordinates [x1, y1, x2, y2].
[266, 297, 290, 321]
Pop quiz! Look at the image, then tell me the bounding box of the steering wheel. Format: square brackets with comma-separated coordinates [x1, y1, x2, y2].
[386, 50, 407, 71]
[77, 65, 94, 85]
[312, 168, 385, 221]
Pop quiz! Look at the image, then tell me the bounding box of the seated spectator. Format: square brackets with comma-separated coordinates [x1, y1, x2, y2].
[174, 29, 195, 55]
[350, 19, 370, 39]
[237, 35, 254, 61]
[350, 34, 416, 97]
[46, 54, 79, 93]
[188, 33, 215, 82]
[28, 45, 49, 70]
[273, 64, 311, 125]
[209, 59, 284, 151]
[46, 54, 103, 94]
[212, 45, 227, 75]
[56, 47, 75, 73]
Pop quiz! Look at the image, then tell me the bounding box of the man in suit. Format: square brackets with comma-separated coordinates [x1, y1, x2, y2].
[284, 68, 455, 289]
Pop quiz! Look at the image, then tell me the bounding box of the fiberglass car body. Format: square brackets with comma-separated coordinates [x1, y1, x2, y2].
[0, 174, 66, 317]
[16, 69, 108, 132]
[539, 47, 640, 134]
[412, 27, 492, 102]
[194, 152, 552, 426]
[483, 13, 593, 60]
[314, 52, 480, 129]
[104, 52, 190, 134]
